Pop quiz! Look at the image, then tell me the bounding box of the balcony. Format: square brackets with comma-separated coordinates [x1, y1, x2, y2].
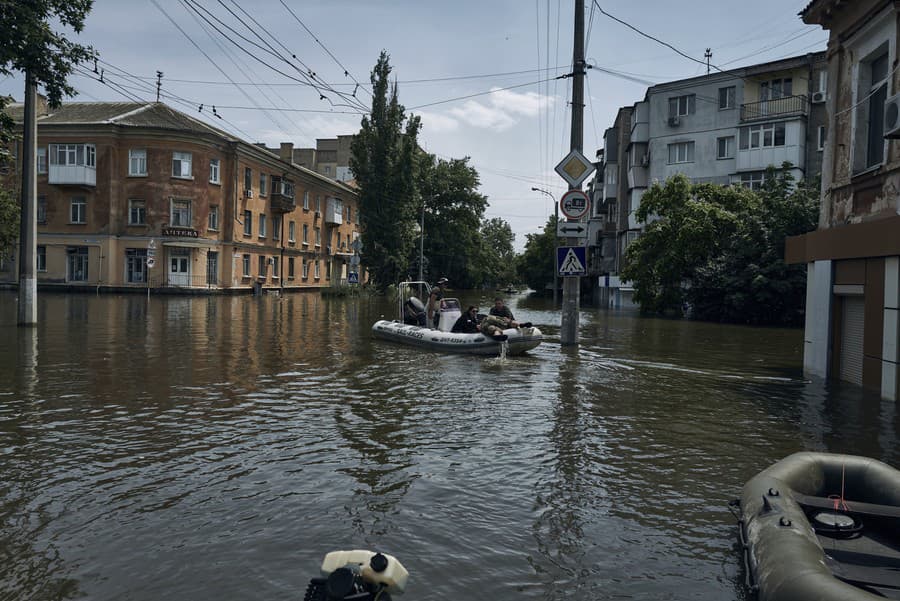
[49, 164, 96, 186]
[740, 95, 807, 122]
[48, 143, 96, 186]
[325, 197, 343, 225]
[269, 178, 296, 213]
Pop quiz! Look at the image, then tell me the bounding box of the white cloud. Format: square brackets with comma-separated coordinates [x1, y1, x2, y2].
[416, 110, 459, 134]
[490, 88, 549, 117]
[449, 100, 517, 131]
[446, 88, 556, 132]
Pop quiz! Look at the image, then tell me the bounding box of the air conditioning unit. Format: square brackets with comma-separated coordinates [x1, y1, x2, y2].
[811, 91, 826, 104]
[314, 210, 321, 218]
[668, 116, 680, 127]
[885, 93, 900, 138]
[244, 189, 253, 198]
[640, 153, 650, 167]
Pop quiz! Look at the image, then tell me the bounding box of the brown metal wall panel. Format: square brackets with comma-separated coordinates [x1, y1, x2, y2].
[864, 258, 885, 358]
[862, 355, 882, 392]
[785, 215, 900, 264]
[834, 259, 867, 285]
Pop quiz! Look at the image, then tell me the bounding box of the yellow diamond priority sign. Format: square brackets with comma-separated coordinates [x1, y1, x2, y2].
[554, 149, 595, 188]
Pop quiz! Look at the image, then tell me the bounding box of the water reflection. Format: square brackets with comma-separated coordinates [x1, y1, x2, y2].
[0, 290, 897, 601]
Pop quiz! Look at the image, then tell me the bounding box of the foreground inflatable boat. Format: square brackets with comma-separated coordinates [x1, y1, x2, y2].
[734, 452, 900, 600]
[372, 319, 543, 355]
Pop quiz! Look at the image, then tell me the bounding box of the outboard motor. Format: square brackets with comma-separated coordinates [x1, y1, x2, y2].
[403, 297, 426, 326]
[304, 550, 408, 601]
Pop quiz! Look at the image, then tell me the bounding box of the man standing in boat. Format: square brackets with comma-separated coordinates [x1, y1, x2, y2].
[427, 277, 448, 329]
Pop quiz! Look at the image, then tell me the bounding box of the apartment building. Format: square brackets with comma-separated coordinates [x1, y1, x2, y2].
[590, 51, 827, 306]
[0, 100, 361, 293]
[287, 135, 355, 183]
[786, 0, 900, 399]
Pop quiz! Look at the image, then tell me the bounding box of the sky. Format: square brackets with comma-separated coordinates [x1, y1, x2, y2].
[0, 0, 828, 252]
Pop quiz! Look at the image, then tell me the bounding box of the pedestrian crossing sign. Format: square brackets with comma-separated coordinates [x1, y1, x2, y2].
[557, 246, 586, 277]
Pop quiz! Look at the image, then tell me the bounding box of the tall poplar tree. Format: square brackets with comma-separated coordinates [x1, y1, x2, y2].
[350, 51, 421, 289]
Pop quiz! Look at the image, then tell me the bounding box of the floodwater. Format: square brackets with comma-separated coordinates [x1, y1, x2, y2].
[0, 290, 897, 601]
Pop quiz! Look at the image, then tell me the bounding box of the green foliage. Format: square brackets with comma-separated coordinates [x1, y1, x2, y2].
[516, 214, 559, 294]
[621, 164, 819, 325]
[417, 154, 488, 287]
[0, 186, 19, 260]
[475, 217, 516, 288]
[350, 51, 421, 290]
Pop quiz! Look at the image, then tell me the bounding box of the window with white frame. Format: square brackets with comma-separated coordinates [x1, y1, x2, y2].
[302, 258, 309, 278]
[272, 256, 279, 277]
[243, 210, 252, 236]
[36, 147, 47, 173]
[667, 141, 694, 164]
[125, 248, 147, 283]
[170, 199, 191, 227]
[716, 136, 735, 159]
[739, 122, 786, 149]
[209, 205, 219, 231]
[856, 45, 889, 172]
[303, 223, 309, 244]
[314, 226, 321, 246]
[242, 254, 251, 277]
[37, 195, 46, 224]
[273, 216, 281, 241]
[259, 173, 267, 196]
[209, 158, 220, 184]
[258, 214, 267, 238]
[244, 167, 252, 191]
[50, 143, 95, 168]
[129, 149, 147, 176]
[740, 172, 765, 190]
[288, 257, 295, 279]
[172, 151, 192, 178]
[288, 220, 296, 243]
[718, 86, 736, 109]
[605, 166, 617, 186]
[67, 247, 89, 281]
[817, 126, 826, 152]
[128, 199, 146, 225]
[315, 195, 321, 212]
[303, 191, 310, 210]
[668, 94, 695, 118]
[759, 77, 793, 100]
[70, 196, 86, 224]
[314, 260, 320, 279]
[258, 255, 267, 277]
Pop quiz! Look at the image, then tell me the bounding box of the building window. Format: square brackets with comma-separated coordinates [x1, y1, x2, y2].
[273, 216, 281, 241]
[258, 255, 267, 278]
[258, 214, 267, 238]
[355, 208, 359, 225]
[315, 195, 322, 212]
[259, 173, 267, 196]
[36, 147, 47, 173]
[170, 199, 191, 227]
[242, 254, 251, 277]
[172, 151, 192, 178]
[302, 223, 309, 244]
[209, 205, 219, 231]
[325, 260, 331, 280]
[667, 141, 695, 164]
[324, 165, 331, 175]
[668, 94, 695, 118]
[243, 210, 252, 236]
[272, 256, 279, 278]
[739, 122, 786, 149]
[303, 191, 310, 210]
[740, 172, 765, 190]
[70, 196, 86, 224]
[125, 248, 148, 283]
[244, 167, 252, 192]
[129, 149, 147, 176]
[37, 245, 46, 272]
[716, 136, 735, 159]
[718, 86, 736, 110]
[314, 226, 321, 246]
[288, 220, 296, 243]
[50, 144, 95, 167]
[759, 77, 792, 100]
[210, 158, 220, 184]
[314, 260, 320, 279]
[37, 195, 46, 224]
[128, 199, 146, 225]
[66, 246, 88, 281]
[857, 47, 889, 172]
[302, 258, 309, 278]
[817, 126, 826, 152]
[288, 257, 295, 279]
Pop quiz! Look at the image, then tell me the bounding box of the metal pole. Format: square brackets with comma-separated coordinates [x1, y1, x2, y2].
[418, 201, 424, 281]
[561, 0, 585, 346]
[531, 186, 558, 305]
[17, 72, 37, 326]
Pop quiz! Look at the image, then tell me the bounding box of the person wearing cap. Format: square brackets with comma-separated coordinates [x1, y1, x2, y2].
[427, 277, 448, 328]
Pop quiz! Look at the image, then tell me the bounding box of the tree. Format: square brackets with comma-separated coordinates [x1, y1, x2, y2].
[516, 214, 559, 294]
[621, 166, 818, 325]
[476, 217, 516, 288]
[350, 51, 421, 289]
[417, 154, 487, 287]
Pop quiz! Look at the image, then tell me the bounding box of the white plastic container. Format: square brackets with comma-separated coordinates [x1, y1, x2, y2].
[320, 550, 409, 595]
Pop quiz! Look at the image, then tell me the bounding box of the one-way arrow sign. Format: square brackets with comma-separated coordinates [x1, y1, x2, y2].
[557, 222, 587, 238]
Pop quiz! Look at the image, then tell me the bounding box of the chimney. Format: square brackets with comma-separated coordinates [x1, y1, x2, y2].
[280, 142, 294, 162]
[36, 93, 49, 117]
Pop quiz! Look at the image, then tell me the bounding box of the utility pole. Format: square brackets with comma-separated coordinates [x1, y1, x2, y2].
[418, 200, 424, 282]
[17, 72, 38, 325]
[705, 49, 712, 75]
[560, 0, 585, 346]
[531, 186, 558, 305]
[156, 71, 163, 102]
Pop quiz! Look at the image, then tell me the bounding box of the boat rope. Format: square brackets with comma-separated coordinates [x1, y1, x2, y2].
[829, 461, 850, 512]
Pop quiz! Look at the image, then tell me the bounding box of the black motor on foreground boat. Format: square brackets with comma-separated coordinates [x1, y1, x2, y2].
[303, 550, 408, 601]
[731, 452, 900, 600]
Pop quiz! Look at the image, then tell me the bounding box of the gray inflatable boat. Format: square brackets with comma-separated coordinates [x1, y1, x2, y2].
[734, 452, 900, 600]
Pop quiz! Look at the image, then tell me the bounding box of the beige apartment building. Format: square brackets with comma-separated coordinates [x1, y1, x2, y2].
[1, 100, 362, 293]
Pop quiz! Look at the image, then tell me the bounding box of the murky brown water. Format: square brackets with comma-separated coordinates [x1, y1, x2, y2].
[1, 290, 897, 601]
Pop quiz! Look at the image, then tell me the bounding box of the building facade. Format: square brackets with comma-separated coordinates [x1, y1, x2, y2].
[786, 0, 900, 399]
[1, 101, 362, 293]
[590, 52, 827, 306]
[288, 135, 355, 184]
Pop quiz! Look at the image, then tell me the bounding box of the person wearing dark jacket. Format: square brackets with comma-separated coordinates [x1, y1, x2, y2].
[489, 297, 514, 320]
[452, 305, 481, 334]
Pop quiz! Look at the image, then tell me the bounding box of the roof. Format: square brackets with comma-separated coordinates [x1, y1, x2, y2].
[4, 101, 236, 139]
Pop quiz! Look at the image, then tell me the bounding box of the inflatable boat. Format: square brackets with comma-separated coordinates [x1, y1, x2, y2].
[372, 281, 542, 356]
[733, 452, 900, 600]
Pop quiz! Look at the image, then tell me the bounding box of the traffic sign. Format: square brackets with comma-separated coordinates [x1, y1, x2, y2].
[148, 239, 157, 250]
[554, 149, 595, 188]
[557, 246, 586, 277]
[557, 222, 587, 238]
[146, 257, 156, 269]
[348, 272, 359, 284]
[349, 254, 360, 267]
[560, 189, 590, 220]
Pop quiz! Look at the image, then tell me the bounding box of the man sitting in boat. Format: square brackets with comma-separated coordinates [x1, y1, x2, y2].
[427, 277, 449, 328]
[403, 297, 427, 326]
[490, 297, 514, 320]
[452, 306, 481, 333]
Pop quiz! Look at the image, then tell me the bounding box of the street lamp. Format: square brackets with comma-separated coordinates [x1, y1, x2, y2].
[531, 186, 558, 306]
